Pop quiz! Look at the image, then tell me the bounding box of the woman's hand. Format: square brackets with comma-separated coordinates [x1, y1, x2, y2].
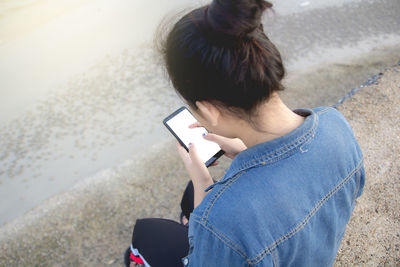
[176, 142, 214, 208]
[189, 122, 247, 159]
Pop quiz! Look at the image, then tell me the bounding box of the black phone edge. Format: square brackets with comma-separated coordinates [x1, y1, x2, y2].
[163, 106, 189, 152]
[205, 149, 225, 167]
[163, 106, 225, 167]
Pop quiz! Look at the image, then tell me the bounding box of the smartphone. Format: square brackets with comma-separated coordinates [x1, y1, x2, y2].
[163, 106, 224, 167]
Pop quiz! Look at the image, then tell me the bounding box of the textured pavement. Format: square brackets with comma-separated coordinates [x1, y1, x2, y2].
[335, 66, 400, 265]
[0, 66, 399, 266]
[0, 0, 400, 265]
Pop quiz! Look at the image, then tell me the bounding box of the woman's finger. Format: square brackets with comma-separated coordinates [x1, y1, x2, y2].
[210, 161, 219, 167]
[188, 122, 202, 128]
[203, 133, 224, 144]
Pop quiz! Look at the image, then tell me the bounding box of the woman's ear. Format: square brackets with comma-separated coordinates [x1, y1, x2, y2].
[195, 101, 221, 127]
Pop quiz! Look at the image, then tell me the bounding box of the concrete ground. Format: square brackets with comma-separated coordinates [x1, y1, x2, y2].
[0, 0, 399, 265]
[335, 66, 400, 266]
[0, 65, 399, 265]
[1, 0, 399, 226]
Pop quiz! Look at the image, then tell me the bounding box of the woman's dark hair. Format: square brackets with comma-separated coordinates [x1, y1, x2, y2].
[159, 0, 285, 116]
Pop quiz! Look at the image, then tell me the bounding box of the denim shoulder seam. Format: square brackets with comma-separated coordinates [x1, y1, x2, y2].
[248, 158, 364, 264]
[191, 216, 248, 260]
[315, 107, 333, 115]
[190, 213, 201, 220]
[271, 247, 278, 267]
[202, 171, 244, 223]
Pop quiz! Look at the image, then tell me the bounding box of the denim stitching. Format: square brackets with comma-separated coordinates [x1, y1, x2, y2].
[248, 158, 364, 264]
[243, 108, 331, 172]
[315, 107, 333, 115]
[273, 247, 279, 267]
[197, 172, 249, 260]
[202, 177, 235, 223]
[245, 126, 315, 166]
[271, 247, 277, 267]
[275, 248, 280, 267]
[191, 216, 248, 260]
[232, 114, 319, 175]
[229, 107, 334, 178]
[202, 172, 244, 223]
[352, 168, 362, 200]
[190, 213, 201, 219]
[206, 223, 248, 259]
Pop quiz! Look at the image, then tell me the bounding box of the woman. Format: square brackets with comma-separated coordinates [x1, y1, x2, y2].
[125, 0, 365, 266]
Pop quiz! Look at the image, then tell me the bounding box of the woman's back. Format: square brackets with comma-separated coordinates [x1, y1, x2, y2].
[184, 107, 365, 266]
[125, 1, 365, 266]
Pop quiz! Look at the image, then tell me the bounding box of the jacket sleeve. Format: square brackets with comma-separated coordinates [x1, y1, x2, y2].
[182, 216, 248, 267]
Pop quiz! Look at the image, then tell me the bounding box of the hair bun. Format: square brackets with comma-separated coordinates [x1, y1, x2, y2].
[206, 0, 272, 37]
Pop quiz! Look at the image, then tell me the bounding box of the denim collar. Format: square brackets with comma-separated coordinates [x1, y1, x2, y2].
[205, 108, 318, 192]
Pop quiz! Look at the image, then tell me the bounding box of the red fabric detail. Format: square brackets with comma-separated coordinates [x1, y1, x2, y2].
[130, 252, 145, 264]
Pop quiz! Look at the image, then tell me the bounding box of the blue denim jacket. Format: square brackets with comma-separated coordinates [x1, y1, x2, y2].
[182, 107, 365, 267]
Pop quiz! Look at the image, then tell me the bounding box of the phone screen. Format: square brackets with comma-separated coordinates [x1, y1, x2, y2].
[164, 107, 223, 166]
